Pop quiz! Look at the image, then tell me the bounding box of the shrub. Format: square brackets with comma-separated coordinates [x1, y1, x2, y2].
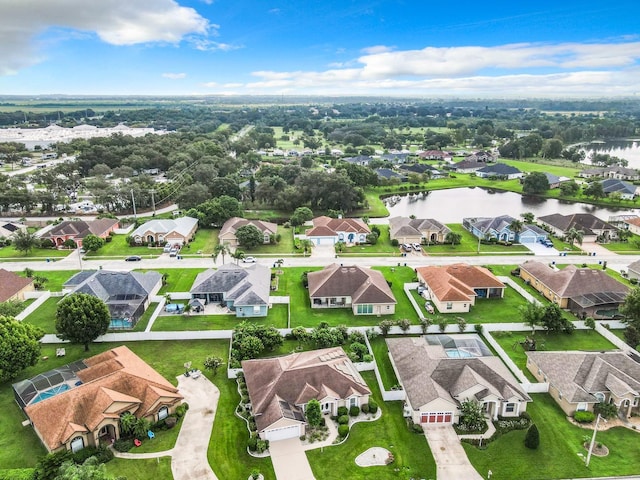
[165, 416, 177, 428]
[368, 399, 378, 414]
[361, 403, 370, 414]
[175, 403, 189, 417]
[524, 424, 540, 449]
[113, 439, 134, 452]
[33, 450, 72, 480]
[349, 406, 360, 417]
[595, 401, 618, 419]
[391, 238, 399, 247]
[0, 469, 34, 480]
[247, 436, 258, 452]
[337, 406, 349, 417]
[574, 411, 595, 423]
[362, 354, 373, 363]
[411, 423, 424, 434]
[338, 415, 350, 425]
[256, 439, 269, 454]
[72, 446, 113, 464]
[338, 425, 349, 437]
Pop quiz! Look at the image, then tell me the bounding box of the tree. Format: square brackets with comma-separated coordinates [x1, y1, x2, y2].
[565, 227, 584, 246]
[524, 424, 540, 449]
[231, 249, 245, 264]
[289, 206, 314, 227]
[119, 412, 138, 437]
[541, 138, 563, 159]
[522, 172, 550, 195]
[444, 232, 462, 246]
[378, 319, 394, 336]
[541, 303, 575, 334]
[235, 224, 263, 249]
[204, 356, 224, 375]
[55, 456, 118, 480]
[624, 325, 640, 349]
[419, 317, 432, 334]
[584, 316, 596, 331]
[212, 243, 230, 264]
[584, 181, 605, 200]
[0, 315, 44, 382]
[618, 229, 633, 243]
[13, 229, 40, 255]
[397, 318, 411, 333]
[82, 234, 105, 252]
[620, 287, 640, 330]
[55, 293, 111, 351]
[521, 212, 535, 224]
[305, 399, 322, 428]
[459, 399, 485, 431]
[520, 302, 545, 335]
[559, 180, 580, 196]
[457, 317, 467, 333]
[509, 219, 524, 242]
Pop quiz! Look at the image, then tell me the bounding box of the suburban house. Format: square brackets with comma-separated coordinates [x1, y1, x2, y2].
[307, 264, 396, 315]
[450, 160, 486, 173]
[0, 221, 27, 239]
[519, 261, 629, 318]
[475, 163, 523, 180]
[542, 172, 571, 189]
[130, 217, 198, 245]
[600, 178, 638, 200]
[579, 166, 640, 181]
[419, 150, 446, 160]
[379, 153, 409, 164]
[400, 163, 445, 178]
[387, 336, 530, 425]
[64, 270, 162, 326]
[219, 217, 277, 247]
[537, 213, 618, 243]
[306, 216, 370, 245]
[466, 151, 496, 163]
[14, 346, 183, 453]
[623, 216, 640, 235]
[527, 351, 640, 417]
[190, 263, 271, 317]
[0, 268, 34, 302]
[626, 259, 640, 280]
[388, 216, 451, 244]
[342, 155, 372, 166]
[43, 219, 119, 248]
[463, 215, 549, 244]
[242, 346, 371, 441]
[376, 168, 407, 182]
[415, 264, 505, 313]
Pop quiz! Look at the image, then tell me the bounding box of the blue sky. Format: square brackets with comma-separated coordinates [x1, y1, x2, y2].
[1, 0, 639, 97]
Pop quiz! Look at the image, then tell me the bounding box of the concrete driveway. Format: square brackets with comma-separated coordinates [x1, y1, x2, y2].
[524, 241, 559, 256]
[423, 424, 483, 480]
[269, 438, 315, 480]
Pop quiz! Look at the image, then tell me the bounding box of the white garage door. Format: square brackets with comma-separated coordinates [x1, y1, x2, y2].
[264, 424, 301, 441]
[314, 237, 334, 245]
[420, 411, 453, 424]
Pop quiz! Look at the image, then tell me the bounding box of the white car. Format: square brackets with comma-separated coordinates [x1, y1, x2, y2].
[412, 243, 422, 251]
[243, 256, 257, 263]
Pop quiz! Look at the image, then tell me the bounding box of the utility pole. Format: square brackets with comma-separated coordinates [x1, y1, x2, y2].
[150, 189, 156, 216]
[131, 189, 137, 220]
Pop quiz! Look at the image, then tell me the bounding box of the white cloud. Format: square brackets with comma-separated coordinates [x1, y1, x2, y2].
[162, 72, 187, 79]
[360, 45, 394, 55]
[0, 0, 210, 75]
[191, 39, 242, 51]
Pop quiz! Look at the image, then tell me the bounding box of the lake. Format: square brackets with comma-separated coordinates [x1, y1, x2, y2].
[385, 187, 639, 223]
[581, 139, 640, 169]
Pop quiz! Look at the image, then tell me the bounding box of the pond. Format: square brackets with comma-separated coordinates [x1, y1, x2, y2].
[580, 139, 640, 169]
[385, 187, 639, 223]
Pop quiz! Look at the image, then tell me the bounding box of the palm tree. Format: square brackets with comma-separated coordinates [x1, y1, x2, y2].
[445, 231, 462, 246]
[212, 243, 230, 265]
[231, 249, 245, 264]
[509, 219, 524, 243]
[565, 227, 584, 246]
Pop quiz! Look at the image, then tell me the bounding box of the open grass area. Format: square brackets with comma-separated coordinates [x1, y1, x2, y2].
[0, 246, 69, 260]
[151, 304, 289, 331]
[455, 285, 533, 324]
[499, 158, 582, 178]
[422, 224, 530, 255]
[307, 370, 436, 480]
[464, 393, 640, 479]
[131, 416, 184, 453]
[23, 296, 61, 333]
[244, 225, 295, 255]
[340, 225, 402, 256]
[85, 234, 162, 258]
[153, 268, 207, 294]
[104, 457, 172, 480]
[373, 267, 419, 322]
[369, 336, 400, 390]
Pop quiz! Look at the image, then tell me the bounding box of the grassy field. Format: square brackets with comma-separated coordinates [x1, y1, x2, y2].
[307, 370, 436, 480]
[85, 235, 161, 258]
[425, 224, 531, 255]
[0, 246, 69, 260]
[23, 297, 61, 333]
[151, 304, 288, 331]
[104, 457, 172, 480]
[243, 225, 295, 255]
[368, 336, 400, 390]
[154, 268, 207, 294]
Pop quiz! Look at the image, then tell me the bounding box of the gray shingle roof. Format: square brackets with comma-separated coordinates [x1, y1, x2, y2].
[130, 217, 198, 239]
[307, 264, 396, 305]
[537, 213, 616, 236]
[190, 263, 270, 306]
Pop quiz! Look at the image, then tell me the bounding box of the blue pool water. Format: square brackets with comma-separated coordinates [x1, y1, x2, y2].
[31, 384, 70, 404]
[109, 318, 133, 329]
[445, 349, 474, 358]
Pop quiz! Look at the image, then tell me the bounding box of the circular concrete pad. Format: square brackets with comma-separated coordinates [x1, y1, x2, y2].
[355, 447, 391, 467]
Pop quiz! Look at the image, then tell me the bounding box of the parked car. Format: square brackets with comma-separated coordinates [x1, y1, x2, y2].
[412, 243, 422, 251]
[425, 302, 435, 314]
[402, 243, 412, 252]
[125, 255, 142, 262]
[243, 256, 257, 263]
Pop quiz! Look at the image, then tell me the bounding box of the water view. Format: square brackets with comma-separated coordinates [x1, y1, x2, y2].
[581, 140, 640, 168]
[385, 187, 639, 223]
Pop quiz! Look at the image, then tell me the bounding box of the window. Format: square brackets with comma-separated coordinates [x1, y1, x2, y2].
[357, 304, 373, 314]
[446, 302, 452, 310]
[505, 403, 515, 413]
[70, 436, 84, 453]
[349, 397, 357, 407]
[594, 392, 605, 402]
[253, 305, 261, 314]
[158, 406, 169, 421]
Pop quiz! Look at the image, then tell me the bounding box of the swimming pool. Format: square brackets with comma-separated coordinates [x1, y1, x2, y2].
[109, 318, 133, 329]
[445, 349, 474, 358]
[31, 383, 70, 404]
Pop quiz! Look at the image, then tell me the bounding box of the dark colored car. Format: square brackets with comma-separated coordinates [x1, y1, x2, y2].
[125, 255, 142, 262]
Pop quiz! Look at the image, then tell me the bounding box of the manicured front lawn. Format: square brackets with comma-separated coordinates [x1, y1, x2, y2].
[104, 457, 172, 480]
[307, 371, 436, 480]
[85, 234, 162, 258]
[464, 393, 640, 479]
[0, 246, 69, 259]
[151, 304, 289, 331]
[154, 268, 207, 294]
[244, 225, 295, 255]
[16, 270, 79, 292]
[23, 296, 61, 333]
[340, 225, 401, 256]
[369, 336, 400, 390]
[132, 416, 183, 453]
[423, 224, 530, 255]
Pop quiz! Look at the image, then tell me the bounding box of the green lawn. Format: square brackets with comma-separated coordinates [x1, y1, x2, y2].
[0, 246, 69, 260]
[85, 234, 162, 258]
[129, 303, 158, 332]
[307, 371, 436, 480]
[16, 270, 78, 292]
[23, 296, 61, 333]
[131, 416, 184, 453]
[455, 286, 534, 324]
[422, 224, 530, 255]
[369, 336, 400, 390]
[244, 225, 295, 255]
[154, 268, 207, 294]
[104, 457, 172, 480]
[340, 225, 402, 256]
[464, 393, 640, 479]
[151, 304, 288, 331]
[601, 235, 640, 253]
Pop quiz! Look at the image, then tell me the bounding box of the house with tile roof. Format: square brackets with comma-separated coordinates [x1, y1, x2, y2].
[600, 178, 638, 200]
[307, 264, 396, 315]
[537, 213, 618, 243]
[242, 347, 371, 441]
[463, 215, 548, 244]
[415, 264, 505, 313]
[0, 221, 27, 239]
[190, 263, 271, 317]
[219, 217, 277, 247]
[475, 163, 523, 180]
[519, 261, 629, 318]
[130, 217, 198, 246]
[526, 351, 640, 417]
[14, 346, 183, 453]
[0, 268, 34, 302]
[306, 216, 370, 245]
[388, 216, 451, 245]
[64, 270, 162, 326]
[42, 218, 119, 248]
[388, 337, 530, 425]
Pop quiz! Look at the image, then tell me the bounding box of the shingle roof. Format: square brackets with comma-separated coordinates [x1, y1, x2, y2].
[415, 264, 504, 302]
[130, 217, 198, 239]
[307, 264, 396, 305]
[45, 219, 118, 240]
[537, 213, 616, 236]
[601, 178, 637, 196]
[242, 347, 371, 432]
[191, 263, 270, 306]
[464, 215, 517, 234]
[388, 217, 451, 239]
[477, 163, 521, 175]
[0, 268, 33, 302]
[219, 217, 277, 238]
[452, 160, 485, 171]
[69, 270, 161, 301]
[306, 216, 370, 237]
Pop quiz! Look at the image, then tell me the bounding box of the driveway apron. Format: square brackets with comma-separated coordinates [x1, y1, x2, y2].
[423, 424, 483, 480]
[269, 438, 315, 480]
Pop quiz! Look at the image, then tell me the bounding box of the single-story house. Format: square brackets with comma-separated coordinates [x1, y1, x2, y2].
[14, 346, 183, 453]
[419, 150, 446, 160]
[64, 270, 162, 325]
[376, 168, 407, 182]
[537, 213, 618, 243]
[466, 151, 496, 163]
[0, 221, 27, 239]
[43, 219, 119, 248]
[463, 215, 548, 244]
[0, 268, 34, 302]
[307, 264, 396, 315]
[475, 163, 523, 180]
[190, 263, 271, 317]
[450, 160, 486, 173]
[388, 216, 451, 244]
[623, 217, 640, 235]
[379, 153, 409, 164]
[579, 166, 640, 181]
[242, 346, 371, 441]
[306, 216, 370, 245]
[130, 217, 198, 246]
[415, 264, 505, 313]
[527, 351, 640, 417]
[542, 172, 571, 189]
[400, 163, 445, 178]
[626, 259, 640, 281]
[388, 337, 530, 425]
[342, 155, 372, 166]
[600, 178, 638, 200]
[219, 217, 277, 247]
[519, 261, 629, 319]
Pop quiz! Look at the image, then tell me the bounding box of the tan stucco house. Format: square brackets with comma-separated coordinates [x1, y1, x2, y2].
[130, 217, 198, 245]
[43, 219, 119, 248]
[219, 217, 277, 247]
[0, 268, 34, 302]
[388, 216, 451, 244]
